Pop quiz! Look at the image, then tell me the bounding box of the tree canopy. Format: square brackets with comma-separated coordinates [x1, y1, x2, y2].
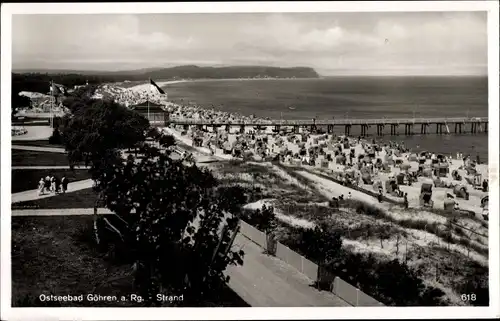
[61, 99, 150, 170]
[60, 94, 245, 306]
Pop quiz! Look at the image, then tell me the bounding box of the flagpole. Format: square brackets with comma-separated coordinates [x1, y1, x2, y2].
[148, 78, 151, 122]
[50, 80, 53, 128]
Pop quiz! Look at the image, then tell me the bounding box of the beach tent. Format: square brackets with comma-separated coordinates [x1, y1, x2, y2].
[335, 155, 346, 165]
[433, 177, 447, 188]
[373, 180, 383, 191]
[396, 173, 405, 185]
[437, 163, 450, 177]
[481, 195, 489, 208]
[422, 168, 433, 178]
[400, 162, 411, 171]
[361, 172, 372, 184]
[420, 183, 433, 207]
[453, 185, 469, 200]
[444, 199, 455, 212]
[451, 170, 462, 181]
[385, 178, 398, 194]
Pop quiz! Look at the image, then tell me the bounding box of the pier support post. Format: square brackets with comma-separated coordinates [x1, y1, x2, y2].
[225, 124, 230, 132]
[390, 124, 399, 135]
[484, 122, 488, 133]
[294, 126, 300, 134]
[345, 125, 351, 136]
[240, 125, 245, 134]
[274, 125, 280, 133]
[420, 124, 428, 134]
[405, 124, 413, 135]
[376, 124, 384, 136]
[327, 124, 334, 134]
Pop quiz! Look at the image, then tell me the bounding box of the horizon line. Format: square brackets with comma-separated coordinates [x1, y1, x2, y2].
[11, 65, 488, 78]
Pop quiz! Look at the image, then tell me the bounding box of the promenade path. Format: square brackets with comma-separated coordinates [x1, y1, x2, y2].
[11, 207, 349, 307]
[11, 179, 93, 203]
[12, 166, 80, 170]
[12, 145, 66, 153]
[11, 126, 53, 141]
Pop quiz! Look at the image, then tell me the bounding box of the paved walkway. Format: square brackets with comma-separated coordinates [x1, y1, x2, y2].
[11, 126, 52, 141]
[12, 208, 110, 216]
[12, 165, 89, 170]
[11, 207, 348, 307]
[227, 234, 349, 307]
[12, 145, 66, 153]
[11, 179, 93, 203]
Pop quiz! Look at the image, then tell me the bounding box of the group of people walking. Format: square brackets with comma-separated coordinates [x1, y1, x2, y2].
[38, 175, 68, 196]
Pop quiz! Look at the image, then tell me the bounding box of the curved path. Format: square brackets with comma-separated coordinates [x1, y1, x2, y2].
[12, 145, 66, 153]
[11, 126, 53, 141]
[11, 179, 93, 203]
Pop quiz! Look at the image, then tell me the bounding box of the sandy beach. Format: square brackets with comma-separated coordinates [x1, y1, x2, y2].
[162, 115, 488, 220]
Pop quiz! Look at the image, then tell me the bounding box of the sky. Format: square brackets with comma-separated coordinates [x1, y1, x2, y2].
[12, 12, 488, 76]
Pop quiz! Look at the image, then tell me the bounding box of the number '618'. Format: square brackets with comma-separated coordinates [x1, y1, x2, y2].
[461, 294, 476, 301]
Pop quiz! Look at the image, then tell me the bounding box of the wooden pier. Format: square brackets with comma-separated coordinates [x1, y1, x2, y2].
[160, 117, 488, 136]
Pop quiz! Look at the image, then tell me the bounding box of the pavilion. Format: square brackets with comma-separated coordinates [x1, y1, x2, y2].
[129, 100, 169, 124]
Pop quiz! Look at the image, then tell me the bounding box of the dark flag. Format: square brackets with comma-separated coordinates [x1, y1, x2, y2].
[150, 78, 166, 95]
[50, 82, 67, 95]
[50, 82, 62, 95]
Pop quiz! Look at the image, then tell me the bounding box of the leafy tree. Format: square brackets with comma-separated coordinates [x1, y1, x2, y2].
[48, 128, 63, 145]
[216, 185, 248, 214]
[61, 98, 245, 306]
[299, 222, 342, 264]
[93, 146, 244, 306]
[11, 91, 31, 118]
[61, 99, 150, 170]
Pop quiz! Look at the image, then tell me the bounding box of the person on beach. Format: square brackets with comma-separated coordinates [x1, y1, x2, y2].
[50, 176, 56, 193]
[44, 176, 51, 194]
[38, 178, 45, 196]
[377, 190, 383, 203]
[403, 193, 409, 209]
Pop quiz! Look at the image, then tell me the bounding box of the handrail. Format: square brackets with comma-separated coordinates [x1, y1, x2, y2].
[167, 117, 488, 126]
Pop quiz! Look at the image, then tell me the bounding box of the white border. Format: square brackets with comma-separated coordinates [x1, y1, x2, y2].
[1, 2, 498, 320]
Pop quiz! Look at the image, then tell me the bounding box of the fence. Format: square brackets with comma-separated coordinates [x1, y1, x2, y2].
[238, 220, 384, 307]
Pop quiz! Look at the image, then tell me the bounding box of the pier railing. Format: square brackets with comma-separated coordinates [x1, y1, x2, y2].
[167, 117, 488, 126]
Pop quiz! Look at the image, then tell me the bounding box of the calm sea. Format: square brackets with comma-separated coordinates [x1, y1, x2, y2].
[164, 77, 489, 161]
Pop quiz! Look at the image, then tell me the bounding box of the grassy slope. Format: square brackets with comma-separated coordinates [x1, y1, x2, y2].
[11, 139, 64, 148]
[12, 150, 71, 167]
[11, 215, 249, 307]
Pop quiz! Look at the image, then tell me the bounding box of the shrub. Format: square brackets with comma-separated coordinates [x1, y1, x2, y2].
[240, 204, 277, 233]
[48, 128, 63, 145]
